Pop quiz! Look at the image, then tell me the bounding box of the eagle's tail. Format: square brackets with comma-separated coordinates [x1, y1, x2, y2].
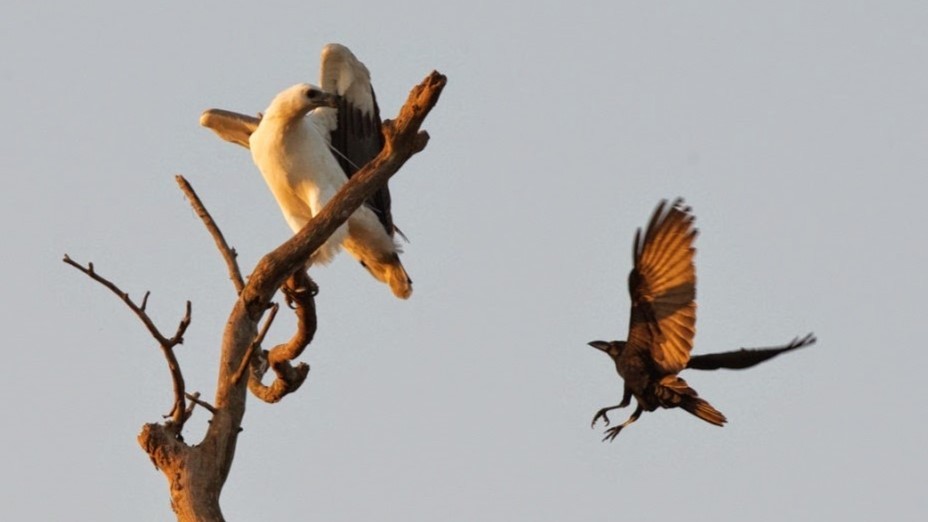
[343, 218, 413, 299]
[383, 256, 413, 299]
[357, 253, 412, 299]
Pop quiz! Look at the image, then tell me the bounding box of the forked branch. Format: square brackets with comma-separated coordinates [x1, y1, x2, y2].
[232, 303, 278, 385]
[62, 255, 192, 430]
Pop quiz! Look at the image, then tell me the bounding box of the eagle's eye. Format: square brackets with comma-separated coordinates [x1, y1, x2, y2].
[306, 90, 318, 100]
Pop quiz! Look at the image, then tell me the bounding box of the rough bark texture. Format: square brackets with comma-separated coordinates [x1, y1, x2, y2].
[68, 70, 446, 521]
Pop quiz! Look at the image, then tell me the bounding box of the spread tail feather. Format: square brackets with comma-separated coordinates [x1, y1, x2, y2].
[680, 396, 727, 427]
[656, 375, 727, 427]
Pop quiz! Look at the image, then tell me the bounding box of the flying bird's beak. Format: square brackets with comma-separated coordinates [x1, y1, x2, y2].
[588, 341, 610, 353]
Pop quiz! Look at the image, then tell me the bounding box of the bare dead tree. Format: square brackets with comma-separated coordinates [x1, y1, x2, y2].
[64, 71, 446, 522]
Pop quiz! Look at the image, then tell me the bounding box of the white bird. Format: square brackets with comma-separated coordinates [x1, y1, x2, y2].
[245, 44, 412, 299]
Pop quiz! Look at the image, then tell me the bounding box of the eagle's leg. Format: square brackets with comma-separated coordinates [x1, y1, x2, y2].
[602, 403, 643, 442]
[295, 270, 320, 297]
[592, 386, 632, 427]
[282, 269, 319, 309]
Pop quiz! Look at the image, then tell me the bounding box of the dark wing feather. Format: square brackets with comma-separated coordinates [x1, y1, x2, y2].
[626, 199, 698, 374]
[687, 333, 816, 370]
[332, 92, 392, 233]
[319, 44, 394, 236]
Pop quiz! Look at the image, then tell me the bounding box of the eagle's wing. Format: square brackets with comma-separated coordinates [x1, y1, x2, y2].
[318, 43, 394, 235]
[625, 199, 698, 375]
[687, 333, 816, 370]
[199, 109, 261, 149]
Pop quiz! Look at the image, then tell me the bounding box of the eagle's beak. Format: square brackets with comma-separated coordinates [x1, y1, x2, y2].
[319, 92, 339, 108]
[588, 341, 610, 353]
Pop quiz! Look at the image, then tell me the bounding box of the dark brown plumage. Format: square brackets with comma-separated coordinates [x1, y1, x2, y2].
[588, 199, 815, 442]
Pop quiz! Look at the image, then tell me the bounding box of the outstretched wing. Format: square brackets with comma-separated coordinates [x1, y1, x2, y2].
[687, 333, 816, 370]
[625, 199, 698, 374]
[318, 43, 394, 236]
[200, 109, 261, 149]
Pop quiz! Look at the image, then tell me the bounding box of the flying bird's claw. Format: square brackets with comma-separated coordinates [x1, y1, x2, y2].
[602, 426, 624, 442]
[591, 409, 611, 428]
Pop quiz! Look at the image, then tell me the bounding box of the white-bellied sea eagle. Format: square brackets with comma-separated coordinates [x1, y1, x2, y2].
[203, 44, 412, 299]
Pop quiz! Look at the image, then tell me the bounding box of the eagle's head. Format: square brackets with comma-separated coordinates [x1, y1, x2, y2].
[264, 83, 339, 120]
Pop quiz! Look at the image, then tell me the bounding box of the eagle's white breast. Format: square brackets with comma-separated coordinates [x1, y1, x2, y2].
[249, 92, 348, 265]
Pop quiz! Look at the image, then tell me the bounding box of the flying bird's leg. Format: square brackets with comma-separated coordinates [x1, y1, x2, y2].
[591, 386, 632, 427]
[591, 405, 622, 428]
[602, 403, 643, 442]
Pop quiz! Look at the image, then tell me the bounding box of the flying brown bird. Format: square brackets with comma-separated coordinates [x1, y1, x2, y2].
[588, 199, 815, 442]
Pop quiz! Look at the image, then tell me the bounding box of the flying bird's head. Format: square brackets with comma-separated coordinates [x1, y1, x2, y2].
[263, 83, 339, 121]
[588, 340, 626, 359]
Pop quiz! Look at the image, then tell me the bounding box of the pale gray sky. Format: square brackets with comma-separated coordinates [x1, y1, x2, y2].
[3, 1, 926, 520]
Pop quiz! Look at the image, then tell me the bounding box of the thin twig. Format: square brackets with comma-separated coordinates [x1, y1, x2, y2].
[64, 255, 172, 345]
[176, 175, 246, 294]
[163, 301, 192, 425]
[182, 392, 200, 419]
[185, 392, 217, 416]
[233, 303, 279, 385]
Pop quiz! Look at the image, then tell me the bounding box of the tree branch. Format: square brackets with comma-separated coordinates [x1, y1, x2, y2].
[247, 271, 316, 403]
[232, 303, 278, 385]
[62, 255, 192, 430]
[185, 392, 217, 416]
[176, 175, 245, 294]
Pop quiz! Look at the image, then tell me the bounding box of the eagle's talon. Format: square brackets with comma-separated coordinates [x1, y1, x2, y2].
[281, 287, 297, 309]
[305, 279, 319, 297]
[281, 271, 318, 308]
